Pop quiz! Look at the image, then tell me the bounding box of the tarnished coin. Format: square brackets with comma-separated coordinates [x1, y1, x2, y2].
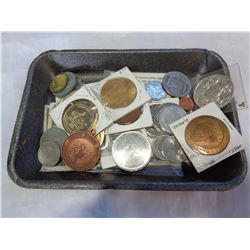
[38, 141, 61, 166]
[61, 132, 101, 171]
[62, 99, 98, 134]
[40, 127, 67, 147]
[54, 72, 77, 98]
[116, 107, 142, 125]
[179, 96, 194, 111]
[100, 77, 137, 109]
[193, 74, 234, 108]
[112, 131, 152, 172]
[157, 103, 187, 134]
[49, 73, 68, 93]
[185, 115, 230, 155]
[162, 71, 192, 97]
[145, 80, 166, 100]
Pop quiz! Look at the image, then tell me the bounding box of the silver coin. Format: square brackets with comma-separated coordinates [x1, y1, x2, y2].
[152, 136, 168, 160]
[38, 141, 61, 166]
[40, 127, 67, 147]
[54, 72, 76, 98]
[112, 131, 152, 172]
[193, 74, 234, 108]
[162, 71, 192, 97]
[157, 103, 186, 134]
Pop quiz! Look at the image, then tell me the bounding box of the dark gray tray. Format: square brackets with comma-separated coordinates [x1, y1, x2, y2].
[7, 49, 247, 190]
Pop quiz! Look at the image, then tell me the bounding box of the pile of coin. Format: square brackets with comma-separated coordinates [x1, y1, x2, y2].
[38, 70, 234, 172]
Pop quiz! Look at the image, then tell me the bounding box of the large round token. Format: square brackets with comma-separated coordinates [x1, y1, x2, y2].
[112, 131, 152, 172]
[157, 103, 187, 134]
[100, 77, 137, 109]
[62, 99, 98, 134]
[40, 127, 67, 147]
[49, 73, 68, 93]
[185, 115, 230, 155]
[116, 107, 142, 125]
[193, 74, 234, 108]
[38, 141, 61, 166]
[162, 71, 192, 97]
[61, 132, 101, 171]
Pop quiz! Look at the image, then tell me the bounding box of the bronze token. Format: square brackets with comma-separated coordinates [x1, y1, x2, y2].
[62, 99, 98, 134]
[185, 115, 230, 155]
[61, 132, 100, 171]
[179, 96, 194, 111]
[100, 77, 137, 109]
[116, 107, 142, 125]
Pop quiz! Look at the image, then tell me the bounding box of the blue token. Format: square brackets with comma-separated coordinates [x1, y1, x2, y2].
[145, 81, 166, 100]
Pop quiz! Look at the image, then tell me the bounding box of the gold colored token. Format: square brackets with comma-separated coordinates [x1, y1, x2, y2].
[116, 107, 142, 125]
[185, 115, 230, 155]
[62, 99, 98, 134]
[100, 77, 137, 109]
[49, 73, 68, 93]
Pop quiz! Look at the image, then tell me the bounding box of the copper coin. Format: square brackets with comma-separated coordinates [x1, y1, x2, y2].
[100, 77, 137, 109]
[61, 132, 100, 171]
[116, 107, 142, 125]
[185, 116, 230, 155]
[179, 96, 194, 111]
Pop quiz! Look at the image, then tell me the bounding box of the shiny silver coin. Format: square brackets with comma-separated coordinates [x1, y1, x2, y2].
[157, 103, 186, 134]
[54, 72, 77, 98]
[112, 131, 152, 172]
[40, 127, 67, 147]
[162, 71, 192, 97]
[38, 141, 61, 166]
[193, 74, 234, 108]
[152, 136, 168, 160]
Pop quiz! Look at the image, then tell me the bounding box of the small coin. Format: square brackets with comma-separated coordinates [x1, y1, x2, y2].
[162, 71, 192, 97]
[116, 107, 142, 125]
[157, 103, 187, 134]
[100, 77, 137, 109]
[179, 96, 194, 111]
[145, 80, 167, 100]
[193, 74, 234, 108]
[112, 131, 152, 172]
[49, 73, 68, 93]
[54, 72, 77, 98]
[38, 141, 61, 166]
[62, 99, 98, 134]
[61, 132, 101, 171]
[40, 127, 67, 147]
[185, 115, 230, 155]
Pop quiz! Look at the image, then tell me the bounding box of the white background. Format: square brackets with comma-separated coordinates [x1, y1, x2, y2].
[1, 32, 249, 217]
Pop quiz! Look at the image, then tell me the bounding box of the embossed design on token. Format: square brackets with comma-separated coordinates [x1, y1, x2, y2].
[162, 71, 192, 97]
[145, 81, 166, 100]
[61, 132, 100, 171]
[49, 73, 68, 93]
[116, 107, 142, 125]
[62, 99, 98, 134]
[38, 141, 61, 166]
[100, 77, 137, 109]
[193, 74, 234, 108]
[179, 96, 194, 111]
[185, 115, 230, 155]
[112, 131, 152, 172]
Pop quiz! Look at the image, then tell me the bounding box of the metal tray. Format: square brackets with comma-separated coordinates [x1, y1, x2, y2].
[7, 49, 247, 190]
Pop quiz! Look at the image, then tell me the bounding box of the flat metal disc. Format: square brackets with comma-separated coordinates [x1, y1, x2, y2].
[112, 131, 152, 172]
[40, 127, 67, 147]
[38, 141, 61, 166]
[145, 80, 166, 100]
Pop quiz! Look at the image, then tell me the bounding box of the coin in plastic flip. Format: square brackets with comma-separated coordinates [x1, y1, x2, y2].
[162, 71, 192, 97]
[112, 131, 152, 172]
[157, 103, 187, 134]
[116, 107, 142, 125]
[38, 141, 61, 166]
[185, 115, 230, 155]
[193, 74, 234, 108]
[40, 127, 67, 147]
[54, 72, 77, 98]
[145, 80, 166, 100]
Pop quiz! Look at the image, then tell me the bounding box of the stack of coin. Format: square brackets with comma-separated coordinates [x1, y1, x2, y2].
[38, 127, 67, 166]
[49, 72, 77, 98]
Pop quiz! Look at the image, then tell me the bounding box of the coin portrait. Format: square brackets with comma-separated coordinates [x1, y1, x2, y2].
[62, 99, 98, 134]
[185, 115, 230, 155]
[100, 77, 137, 109]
